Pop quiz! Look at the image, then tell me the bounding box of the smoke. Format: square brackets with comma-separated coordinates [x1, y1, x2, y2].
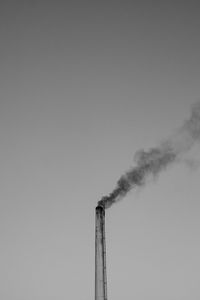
[98, 102, 200, 209]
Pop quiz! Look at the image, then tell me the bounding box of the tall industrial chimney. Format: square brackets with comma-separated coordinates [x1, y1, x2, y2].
[95, 205, 107, 300]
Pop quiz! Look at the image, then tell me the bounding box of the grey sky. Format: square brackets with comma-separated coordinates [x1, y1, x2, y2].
[0, 1, 200, 299]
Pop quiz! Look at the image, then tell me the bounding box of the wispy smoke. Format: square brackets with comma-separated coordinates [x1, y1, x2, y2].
[98, 102, 200, 209]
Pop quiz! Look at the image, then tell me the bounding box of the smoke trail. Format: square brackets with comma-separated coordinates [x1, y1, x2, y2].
[98, 102, 200, 209]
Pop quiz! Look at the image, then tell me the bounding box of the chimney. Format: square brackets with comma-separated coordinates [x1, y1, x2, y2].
[95, 205, 107, 300]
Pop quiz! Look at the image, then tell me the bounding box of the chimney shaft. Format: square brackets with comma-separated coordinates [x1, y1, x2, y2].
[95, 206, 107, 300]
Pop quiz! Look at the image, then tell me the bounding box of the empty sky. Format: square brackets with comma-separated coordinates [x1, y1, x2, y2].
[1, 1, 200, 299]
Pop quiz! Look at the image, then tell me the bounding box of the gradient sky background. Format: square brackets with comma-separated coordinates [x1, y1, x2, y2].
[1, 1, 200, 299]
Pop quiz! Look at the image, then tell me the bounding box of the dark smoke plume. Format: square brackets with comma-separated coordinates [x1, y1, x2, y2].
[98, 102, 200, 209]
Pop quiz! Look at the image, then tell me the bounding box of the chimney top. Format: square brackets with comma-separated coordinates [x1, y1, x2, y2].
[96, 205, 105, 211]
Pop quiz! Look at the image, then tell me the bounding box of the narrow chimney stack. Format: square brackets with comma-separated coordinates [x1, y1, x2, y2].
[95, 205, 107, 300]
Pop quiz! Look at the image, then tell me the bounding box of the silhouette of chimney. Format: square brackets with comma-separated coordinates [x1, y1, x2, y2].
[95, 205, 107, 300]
